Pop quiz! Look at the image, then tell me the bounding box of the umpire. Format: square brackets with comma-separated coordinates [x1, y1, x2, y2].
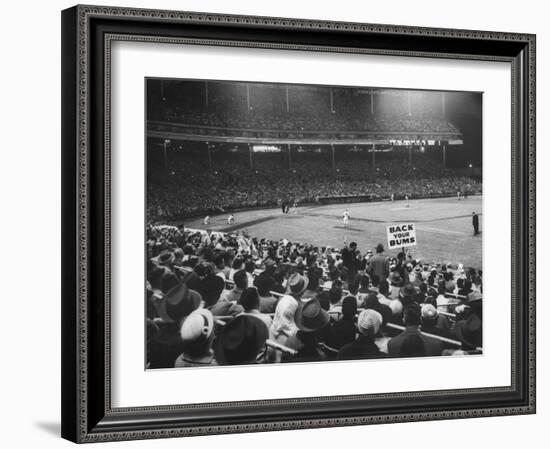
[472, 212, 480, 235]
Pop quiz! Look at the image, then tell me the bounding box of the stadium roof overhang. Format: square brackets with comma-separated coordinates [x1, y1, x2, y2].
[147, 130, 463, 146]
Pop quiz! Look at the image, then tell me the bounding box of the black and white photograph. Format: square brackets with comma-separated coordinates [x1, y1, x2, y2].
[145, 79, 483, 369]
[53, 2, 537, 443]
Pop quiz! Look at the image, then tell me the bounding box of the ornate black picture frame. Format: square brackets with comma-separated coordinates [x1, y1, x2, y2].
[61, 4, 536, 443]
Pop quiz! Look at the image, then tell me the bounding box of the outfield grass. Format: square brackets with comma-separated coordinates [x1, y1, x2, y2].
[185, 196, 483, 269]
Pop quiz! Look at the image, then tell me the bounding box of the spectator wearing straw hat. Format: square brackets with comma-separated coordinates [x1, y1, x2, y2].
[286, 272, 309, 302]
[420, 304, 451, 339]
[174, 309, 217, 367]
[337, 309, 385, 360]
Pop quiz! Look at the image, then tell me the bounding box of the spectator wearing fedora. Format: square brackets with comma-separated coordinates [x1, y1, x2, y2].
[148, 282, 202, 368]
[399, 283, 418, 307]
[174, 309, 217, 367]
[157, 282, 202, 324]
[156, 249, 175, 271]
[388, 271, 403, 300]
[214, 315, 269, 365]
[282, 299, 330, 363]
[337, 309, 385, 360]
[326, 296, 358, 350]
[286, 272, 309, 302]
[453, 292, 482, 350]
[388, 304, 443, 357]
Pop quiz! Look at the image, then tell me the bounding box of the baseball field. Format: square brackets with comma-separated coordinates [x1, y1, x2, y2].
[184, 196, 483, 269]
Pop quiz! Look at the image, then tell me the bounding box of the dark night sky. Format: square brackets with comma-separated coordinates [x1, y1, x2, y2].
[444, 91, 483, 168]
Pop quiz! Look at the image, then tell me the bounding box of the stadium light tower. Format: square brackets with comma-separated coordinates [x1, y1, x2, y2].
[370, 91, 374, 115]
[287, 144, 292, 168]
[162, 139, 171, 170]
[206, 141, 213, 170]
[285, 85, 290, 112]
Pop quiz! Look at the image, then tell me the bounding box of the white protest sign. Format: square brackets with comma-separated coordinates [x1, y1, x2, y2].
[386, 223, 417, 249]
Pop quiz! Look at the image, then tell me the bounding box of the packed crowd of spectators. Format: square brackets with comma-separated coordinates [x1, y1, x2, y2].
[151, 108, 460, 135]
[147, 153, 481, 220]
[148, 83, 460, 135]
[146, 226, 483, 368]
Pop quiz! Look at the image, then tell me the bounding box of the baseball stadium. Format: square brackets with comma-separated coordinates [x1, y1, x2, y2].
[145, 79, 483, 369]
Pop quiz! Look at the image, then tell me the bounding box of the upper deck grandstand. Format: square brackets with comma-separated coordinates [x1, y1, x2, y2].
[146, 79, 481, 220]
